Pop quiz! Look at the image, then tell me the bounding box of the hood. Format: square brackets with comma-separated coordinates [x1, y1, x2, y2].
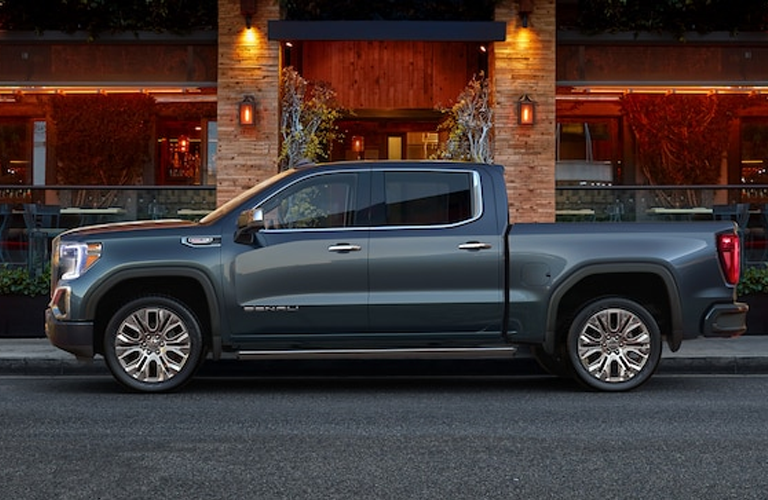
[59, 218, 197, 238]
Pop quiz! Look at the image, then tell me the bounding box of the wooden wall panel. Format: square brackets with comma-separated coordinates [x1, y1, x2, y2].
[558, 43, 768, 84]
[0, 43, 216, 84]
[300, 41, 480, 110]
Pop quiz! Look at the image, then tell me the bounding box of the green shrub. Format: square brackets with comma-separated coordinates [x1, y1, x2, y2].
[0, 265, 50, 297]
[738, 264, 768, 297]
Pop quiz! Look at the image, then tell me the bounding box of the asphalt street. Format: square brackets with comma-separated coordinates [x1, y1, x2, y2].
[1, 374, 767, 499]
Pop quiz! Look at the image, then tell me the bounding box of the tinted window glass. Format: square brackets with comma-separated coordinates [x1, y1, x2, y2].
[261, 173, 358, 229]
[383, 171, 473, 226]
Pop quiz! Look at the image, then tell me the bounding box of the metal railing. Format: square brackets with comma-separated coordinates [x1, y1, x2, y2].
[3, 184, 768, 276]
[1, 185, 216, 275]
[556, 184, 768, 264]
[555, 184, 768, 222]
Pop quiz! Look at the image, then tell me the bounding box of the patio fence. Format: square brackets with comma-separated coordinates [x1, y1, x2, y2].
[2, 184, 768, 278]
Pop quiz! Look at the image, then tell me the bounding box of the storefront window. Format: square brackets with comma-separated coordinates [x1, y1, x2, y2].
[740, 121, 768, 185]
[156, 120, 203, 185]
[334, 117, 442, 161]
[0, 120, 32, 185]
[556, 120, 619, 185]
[740, 120, 768, 203]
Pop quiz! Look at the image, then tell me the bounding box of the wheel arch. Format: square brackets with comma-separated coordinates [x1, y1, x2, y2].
[85, 267, 221, 358]
[544, 263, 683, 354]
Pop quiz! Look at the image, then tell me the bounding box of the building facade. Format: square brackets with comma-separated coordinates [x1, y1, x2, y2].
[3, 0, 768, 227]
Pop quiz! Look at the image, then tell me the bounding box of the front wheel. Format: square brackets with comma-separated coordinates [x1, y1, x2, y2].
[104, 296, 204, 392]
[566, 298, 661, 392]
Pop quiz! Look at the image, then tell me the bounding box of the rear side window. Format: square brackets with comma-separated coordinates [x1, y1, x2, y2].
[383, 171, 474, 226]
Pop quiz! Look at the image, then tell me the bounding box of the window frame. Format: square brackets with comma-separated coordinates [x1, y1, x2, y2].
[255, 170, 370, 232]
[370, 168, 483, 230]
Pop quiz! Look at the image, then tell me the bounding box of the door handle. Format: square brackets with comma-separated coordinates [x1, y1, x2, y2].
[458, 242, 492, 251]
[328, 244, 362, 253]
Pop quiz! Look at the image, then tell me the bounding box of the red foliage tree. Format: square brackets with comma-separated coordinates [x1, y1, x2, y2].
[621, 93, 756, 206]
[51, 94, 155, 187]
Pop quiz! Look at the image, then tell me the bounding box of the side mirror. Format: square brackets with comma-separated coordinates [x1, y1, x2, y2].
[235, 208, 265, 244]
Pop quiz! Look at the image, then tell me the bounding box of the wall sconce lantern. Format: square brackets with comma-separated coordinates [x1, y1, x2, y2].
[239, 95, 256, 126]
[519, 0, 533, 28]
[518, 94, 535, 125]
[351, 136, 365, 159]
[241, 0, 257, 29]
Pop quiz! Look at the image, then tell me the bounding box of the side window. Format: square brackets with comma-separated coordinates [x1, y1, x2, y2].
[261, 173, 358, 229]
[383, 171, 474, 226]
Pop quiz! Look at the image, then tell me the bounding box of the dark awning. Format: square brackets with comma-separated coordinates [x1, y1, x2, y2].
[268, 20, 507, 42]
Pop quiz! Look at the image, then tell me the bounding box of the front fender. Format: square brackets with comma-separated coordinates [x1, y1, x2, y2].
[83, 265, 223, 358]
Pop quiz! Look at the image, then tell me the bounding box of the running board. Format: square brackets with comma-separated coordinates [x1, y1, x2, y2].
[237, 346, 517, 361]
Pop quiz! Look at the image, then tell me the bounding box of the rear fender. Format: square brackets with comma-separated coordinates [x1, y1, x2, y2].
[543, 263, 683, 354]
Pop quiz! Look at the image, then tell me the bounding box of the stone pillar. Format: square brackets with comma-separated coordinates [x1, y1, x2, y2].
[493, 0, 556, 223]
[217, 0, 281, 205]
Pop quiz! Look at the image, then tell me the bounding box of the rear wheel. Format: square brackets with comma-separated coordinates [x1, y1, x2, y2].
[566, 297, 661, 391]
[104, 296, 203, 392]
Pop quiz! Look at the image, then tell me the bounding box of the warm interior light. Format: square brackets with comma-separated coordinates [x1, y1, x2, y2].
[239, 96, 255, 126]
[351, 136, 365, 159]
[352, 136, 364, 153]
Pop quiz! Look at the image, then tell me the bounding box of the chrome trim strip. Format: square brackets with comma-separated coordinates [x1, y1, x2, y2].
[258, 168, 484, 233]
[238, 346, 517, 360]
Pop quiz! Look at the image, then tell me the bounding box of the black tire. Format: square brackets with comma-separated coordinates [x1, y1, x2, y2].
[103, 296, 204, 392]
[566, 297, 661, 392]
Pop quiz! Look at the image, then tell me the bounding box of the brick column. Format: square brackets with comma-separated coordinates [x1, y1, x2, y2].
[493, 0, 556, 223]
[217, 0, 281, 205]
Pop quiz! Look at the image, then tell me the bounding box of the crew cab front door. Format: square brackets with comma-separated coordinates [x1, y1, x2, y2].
[227, 171, 370, 339]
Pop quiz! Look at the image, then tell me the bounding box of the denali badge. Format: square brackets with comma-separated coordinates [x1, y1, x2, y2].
[244, 305, 300, 312]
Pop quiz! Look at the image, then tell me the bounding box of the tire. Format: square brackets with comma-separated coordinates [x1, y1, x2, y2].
[104, 296, 204, 392]
[566, 297, 661, 392]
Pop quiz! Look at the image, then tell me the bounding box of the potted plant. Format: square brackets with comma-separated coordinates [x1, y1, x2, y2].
[737, 264, 768, 335]
[0, 265, 50, 338]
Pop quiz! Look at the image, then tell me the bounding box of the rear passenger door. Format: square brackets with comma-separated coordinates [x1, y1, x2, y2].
[367, 168, 504, 337]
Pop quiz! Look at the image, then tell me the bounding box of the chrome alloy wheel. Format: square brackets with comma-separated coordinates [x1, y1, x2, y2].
[576, 307, 652, 383]
[105, 296, 203, 392]
[114, 306, 192, 383]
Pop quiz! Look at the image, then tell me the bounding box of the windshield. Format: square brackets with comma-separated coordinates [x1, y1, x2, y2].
[197, 170, 294, 224]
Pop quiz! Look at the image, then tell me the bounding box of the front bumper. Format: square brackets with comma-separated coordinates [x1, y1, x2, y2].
[703, 302, 749, 338]
[45, 308, 95, 359]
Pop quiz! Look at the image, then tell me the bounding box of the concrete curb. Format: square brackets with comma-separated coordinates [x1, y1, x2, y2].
[2, 337, 768, 378]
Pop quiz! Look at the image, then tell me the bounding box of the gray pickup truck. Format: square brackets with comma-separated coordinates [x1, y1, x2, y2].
[45, 161, 747, 392]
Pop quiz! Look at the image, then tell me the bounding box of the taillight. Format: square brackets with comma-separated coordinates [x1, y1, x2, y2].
[717, 233, 741, 286]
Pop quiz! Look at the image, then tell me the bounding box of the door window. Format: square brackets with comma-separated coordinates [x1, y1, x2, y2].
[381, 171, 475, 226]
[261, 173, 359, 229]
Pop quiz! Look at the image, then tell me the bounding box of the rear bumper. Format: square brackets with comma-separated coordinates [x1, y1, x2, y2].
[703, 302, 749, 338]
[45, 308, 95, 359]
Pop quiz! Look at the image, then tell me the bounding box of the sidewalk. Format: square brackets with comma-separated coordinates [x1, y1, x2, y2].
[1, 336, 768, 377]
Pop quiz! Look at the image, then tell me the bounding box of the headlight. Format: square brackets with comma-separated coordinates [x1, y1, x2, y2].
[57, 241, 102, 281]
